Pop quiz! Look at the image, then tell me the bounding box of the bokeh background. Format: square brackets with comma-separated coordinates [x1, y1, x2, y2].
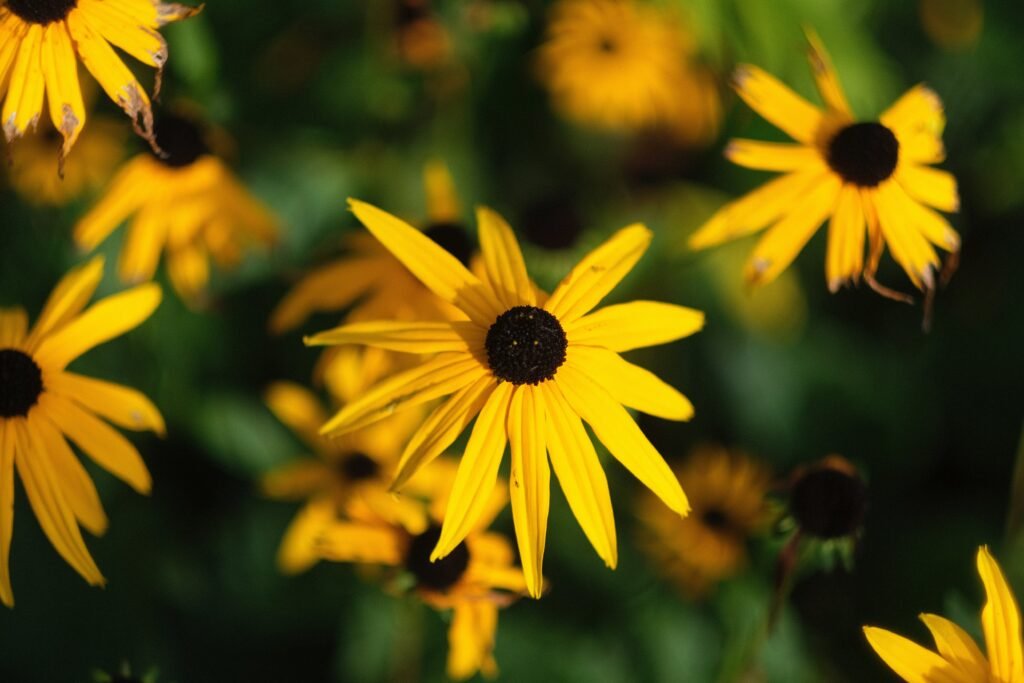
[2, 0, 1023, 681]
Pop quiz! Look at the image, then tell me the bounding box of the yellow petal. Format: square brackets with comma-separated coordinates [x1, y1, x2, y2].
[826, 185, 866, 292]
[78, 0, 167, 68]
[863, 626, 966, 683]
[556, 365, 688, 515]
[978, 546, 1024, 683]
[424, 160, 461, 223]
[2, 24, 45, 141]
[0, 422, 15, 607]
[447, 602, 499, 681]
[871, 182, 940, 290]
[73, 157, 153, 250]
[268, 257, 384, 334]
[567, 347, 693, 421]
[39, 393, 152, 494]
[35, 283, 161, 370]
[264, 382, 328, 451]
[118, 204, 169, 283]
[31, 413, 107, 536]
[733, 64, 825, 144]
[804, 28, 852, 116]
[882, 85, 946, 150]
[304, 320, 480, 355]
[432, 382, 513, 560]
[46, 371, 165, 435]
[166, 243, 209, 301]
[745, 174, 842, 286]
[25, 255, 105, 352]
[276, 496, 335, 575]
[895, 164, 960, 213]
[507, 385, 549, 598]
[477, 206, 535, 308]
[891, 183, 961, 253]
[41, 22, 86, 155]
[0, 14, 27, 102]
[348, 199, 500, 326]
[545, 224, 651, 323]
[566, 301, 704, 352]
[356, 486, 430, 536]
[0, 307, 28, 348]
[543, 382, 616, 568]
[919, 614, 990, 683]
[725, 139, 821, 172]
[316, 520, 403, 565]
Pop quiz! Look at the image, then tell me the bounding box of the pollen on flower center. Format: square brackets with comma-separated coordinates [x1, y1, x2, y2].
[485, 306, 568, 385]
[6, 0, 78, 25]
[149, 114, 209, 168]
[423, 222, 473, 266]
[405, 525, 470, 591]
[0, 349, 44, 418]
[336, 452, 380, 482]
[826, 122, 900, 187]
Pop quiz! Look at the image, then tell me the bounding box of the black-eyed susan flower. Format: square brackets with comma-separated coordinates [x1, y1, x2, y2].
[73, 113, 278, 303]
[637, 444, 771, 597]
[788, 455, 866, 541]
[535, 0, 720, 142]
[317, 457, 529, 680]
[0, 255, 163, 607]
[0, 0, 198, 159]
[689, 32, 960, 299]
[304, 199, 704, 597]
[864, 546, 1023, 682]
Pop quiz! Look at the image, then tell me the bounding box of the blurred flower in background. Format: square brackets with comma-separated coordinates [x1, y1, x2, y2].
[393, 0, 454, 70]
[919, 0, 984, 51]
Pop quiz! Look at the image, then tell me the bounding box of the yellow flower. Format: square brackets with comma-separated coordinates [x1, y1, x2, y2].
[305, 198, 704, 598]
[637, 444, 771, 597]
[73, 113, 278, 303]
[317, 457, 529, 681]
[0, 0, 198, 158]
[864, 546, 1024, 683]
[5, 117, 124, 205]
[535, 0, 720, 142]
[0, 256, 163, 607]
[689, 31, 960, 298]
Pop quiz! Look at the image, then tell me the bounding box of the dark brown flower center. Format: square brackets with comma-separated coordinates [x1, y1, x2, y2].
[423, 222, 473, 266]
[790, 468, 866, 539]
[0, 349, 44, 418]
[7, 0, 77, 25]
[700, 507, 732, 532]
[405, 525, 469, 591]
[335, 452, 380, 482]
[149, 114, 209, 168]
[826, 122, 899, 187]
[485, 306, 567, 385]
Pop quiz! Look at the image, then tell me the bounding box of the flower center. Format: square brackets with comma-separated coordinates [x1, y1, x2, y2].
[335, 452, 380, 482]
[404, 525, 470, 591]
[485, 306, 567, 385]
[0, 349, 44, 418]
[597, 36, 618, 54]
[423, 222, 473, 266]
[521, 196, 584, 251]
[790, 468, 866, 539]
[149, 114, 209, 168]
[6, 0, 77, 24]
[826, 122, 899, 187]
[700, 507, 732, 532]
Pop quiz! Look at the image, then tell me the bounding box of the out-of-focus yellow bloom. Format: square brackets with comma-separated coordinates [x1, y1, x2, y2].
[637, 445, 772, 597]
[394, 0, 452, 70]
[920, 0, 983, 51]
[865, 546, 1024, 683]
[73, 113, 278, 304]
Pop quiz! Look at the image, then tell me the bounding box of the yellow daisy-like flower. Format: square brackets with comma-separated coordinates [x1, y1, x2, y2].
[73, 113, 278, 303]
[317, 457, 529, 680]
[637, 444, 772, 597]
[5, 117, 124, 205]
[689, 32, 960, 297]
[305, 198, 705, 598]
[864, 546, 1023, 683]
[0, 0, 198, 158]
[0, 256, 163, 607]
[535, 0, 720, 142]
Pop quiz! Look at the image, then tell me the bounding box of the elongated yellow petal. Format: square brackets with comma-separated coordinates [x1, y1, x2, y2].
[0, 422, 15, 607]
[0, 307, 28, 348]
[919, 614, 990, 683]
[25, 256, 105, 352]
[433, 382, 513, 560]
[882, 85, 945, 148]
[391, 374, 495, 491]
[567, 300, 703, 353]
[348, 199, 500, 326]
[118, 204, 169, 283]
[31, 413, 107, 536]
[556, 365, 688, 515]
[745, 174, 842, 286]
[276, 496, 335, 575]
[41, 22, 85, 155]
[896, 164, 960, 213]
[166, 242, 209, 301]
[35, 283, 161, 370]
[264, 382, 328, 451]
[978, 546, 1024, 683]
[872, 182, 940, 290]
[78, 0, 167, 68]
[14, 419, 104, 586]
[304, 320, 481, 355]
[424, 160, 461, 223]
[356, 487, 430, 536]
[725, 139, 820, 172]
[269, 257, 385, 334]
[39, 393, 151, 494]
[543, 382, 616, 568]
[46, 371, 165, 435]
[891, 183, 960, 253]
[0, 14, 27, 101]
[507, 385, 548, 598]
[804, 28, 852, 116]
[826, 185, 866, 291]
[2, 24, 44, 140]
[688, 165, 827, 250]
[317, 520, 403, 565]
[545, 224, 651, 323]
[733, 64, 824, 144]
[321, 354, 486, 436]
[477, 206, 535, 308]
[74, 157, 153, 250]
[863, 626, 967, 683]
[447, 602, 499, 681]
[567, 347, 693, 421]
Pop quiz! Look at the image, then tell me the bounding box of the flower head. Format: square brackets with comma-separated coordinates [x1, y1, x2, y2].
[305, 198, 704, 597]
[864, 546, 1023, 682]
[689, 31, 960, 299]
[0, 256, 163, 606]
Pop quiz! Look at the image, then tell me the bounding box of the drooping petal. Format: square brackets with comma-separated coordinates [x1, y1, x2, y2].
[264, 382, 329, 452]
[276, 496, 335, 575]
[507, 385, 549, 598]
[733, 64, 825, 144]
[543, 382, 616, 568]
[826, 184, 866, 291]
[166, 243, 210, 301]
[432, 382, 513, 561]
[304, 320, 481, 355]
[725, 139, 820, 172]
[477, 206, 535, 308]
[73, 157, 153, 250]
[556, 365, 688, 515]
[0, 307, 28, 348]
[978, 546, 1024, 683]
[78, 0, 168, 68]
[31, 413, 107, 536]
[46, 371, 165, 435]
[566, 347, 693, 421]
[268, 258, 385, 334]
[25, 256, 105, 351]
[40, 21, 86, 155]
[447, 602, 499, 681]
[545, 224, 651, 323]
[316, 521, 403, 565]
[891, 184, 961, 253]
[804, 28, 852, 116]
[2, 24, 45, 141]
[919, 614, 990, 683]
[0, 14, 27, 100]
[871, 182, 941, 290]
[118, 204, 169, 283]
[863, 626, 967, 683]
[0, 422, 15, 607]
[895, 164, 960, 214]
[566, 301, 704, 352]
